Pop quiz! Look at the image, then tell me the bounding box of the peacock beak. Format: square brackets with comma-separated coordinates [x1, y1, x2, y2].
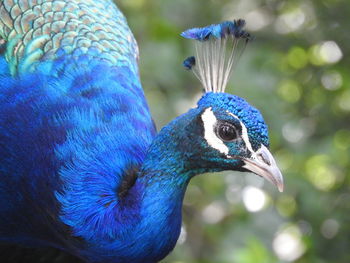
[242, 145, 284, 192]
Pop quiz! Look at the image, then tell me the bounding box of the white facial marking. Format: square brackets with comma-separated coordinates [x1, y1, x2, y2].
[201, 108, 229, 155]
[227, 111, 254, 153]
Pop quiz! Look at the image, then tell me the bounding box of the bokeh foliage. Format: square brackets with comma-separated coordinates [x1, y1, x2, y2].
[119, 0, 350, 262]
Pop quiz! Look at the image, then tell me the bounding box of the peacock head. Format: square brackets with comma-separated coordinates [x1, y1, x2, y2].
[176, 19, 283, 191]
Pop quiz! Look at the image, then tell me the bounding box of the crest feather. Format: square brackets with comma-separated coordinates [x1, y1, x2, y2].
[182, 19, 251, 93]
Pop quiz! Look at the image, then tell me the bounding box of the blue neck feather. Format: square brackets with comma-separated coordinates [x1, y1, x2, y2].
[76, 110, 199, 263]
[42, 50, 197, 262]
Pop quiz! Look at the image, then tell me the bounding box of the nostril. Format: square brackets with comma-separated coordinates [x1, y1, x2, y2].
[257, 152, 271, 166]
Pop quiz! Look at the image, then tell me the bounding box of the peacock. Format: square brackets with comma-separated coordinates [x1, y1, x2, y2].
[0, 0, 283, 262]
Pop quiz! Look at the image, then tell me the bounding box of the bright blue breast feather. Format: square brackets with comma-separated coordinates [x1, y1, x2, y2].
[0, 0, 156, 247]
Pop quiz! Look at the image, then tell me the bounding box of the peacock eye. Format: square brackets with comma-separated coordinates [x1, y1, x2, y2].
[216, 122, 238, 142]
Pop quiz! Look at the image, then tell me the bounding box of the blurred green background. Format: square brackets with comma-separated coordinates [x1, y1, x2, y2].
[118, 0, 350, 262]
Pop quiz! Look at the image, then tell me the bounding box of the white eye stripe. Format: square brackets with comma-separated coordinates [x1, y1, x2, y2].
[201, 108, 254, 156]
[226, 111, 254, 153]
[201, 108, 229, 155]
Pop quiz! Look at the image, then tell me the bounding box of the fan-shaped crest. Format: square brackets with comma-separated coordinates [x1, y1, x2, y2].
[182, 20, 251, 93]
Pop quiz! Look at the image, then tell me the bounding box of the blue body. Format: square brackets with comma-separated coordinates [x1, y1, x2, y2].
[0, 49, 164, 261]
[0, 1, 272, 262]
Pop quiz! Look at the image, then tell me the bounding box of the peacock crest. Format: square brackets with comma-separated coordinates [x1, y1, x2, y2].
[182, 19, 251, 93]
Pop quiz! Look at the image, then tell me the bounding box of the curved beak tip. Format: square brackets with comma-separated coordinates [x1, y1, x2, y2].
[270, 166, 284, 193]
[277, 180, 284, 193]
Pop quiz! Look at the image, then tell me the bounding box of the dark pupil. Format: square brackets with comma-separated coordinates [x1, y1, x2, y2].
[218, 124, 237, 141]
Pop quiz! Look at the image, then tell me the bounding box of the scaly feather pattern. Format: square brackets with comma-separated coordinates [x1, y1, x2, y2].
[0, 0, 138, 75]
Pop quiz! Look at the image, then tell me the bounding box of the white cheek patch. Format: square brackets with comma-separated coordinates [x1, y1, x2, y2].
[201, 108, 229, 155]
[227, 111, 254, 153]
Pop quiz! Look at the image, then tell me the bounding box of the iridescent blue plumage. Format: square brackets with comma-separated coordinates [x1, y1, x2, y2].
[183, 56, 196, 70]
[0, 0, 283, 262]
[181, 20, 251, 41]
